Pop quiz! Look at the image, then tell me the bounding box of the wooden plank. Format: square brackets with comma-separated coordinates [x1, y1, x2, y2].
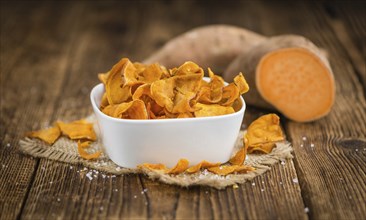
[253, 1, 366, 219]
[320, 0, 366, 89]
[137, 1, 307, 219]
[19, 1, 149, 219]
[0, 2, 85, 219]
[18, 0, 308, 219]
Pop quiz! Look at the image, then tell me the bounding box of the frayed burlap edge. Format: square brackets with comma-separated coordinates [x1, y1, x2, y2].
[19, 114, 293, 189]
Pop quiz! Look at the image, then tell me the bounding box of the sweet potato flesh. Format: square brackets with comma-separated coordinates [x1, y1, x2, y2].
[256, 48, 335, 122]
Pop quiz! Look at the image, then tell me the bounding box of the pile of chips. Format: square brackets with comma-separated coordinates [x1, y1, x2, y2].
[26, 58, 286, 176]
[26, 120, 100, 160]
[98, 58, 249, 119]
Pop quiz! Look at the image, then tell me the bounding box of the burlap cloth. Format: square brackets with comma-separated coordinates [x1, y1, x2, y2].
[19, 114, 293, 189]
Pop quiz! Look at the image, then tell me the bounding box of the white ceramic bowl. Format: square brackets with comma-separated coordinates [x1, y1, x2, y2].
[90, 79, 246, 168]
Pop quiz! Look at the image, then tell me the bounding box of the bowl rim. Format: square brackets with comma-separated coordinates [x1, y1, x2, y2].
[90, 81, 246, 124]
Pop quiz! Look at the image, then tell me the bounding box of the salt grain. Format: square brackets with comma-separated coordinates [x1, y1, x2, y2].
[86, 172, 93, 180]
[300, 144, 304, 147]
[205, 191, 209, 194]
[6, 143, 11, 147]
[310, 143, 315, 148]
[293, 178, 299, 183]
[304, 207, 310, 213]
[302, 136, 307, 141]
[252, 182, 255, 186]
[280, 181, 283, 185]
[102, 174, 106, 178]
[134, 195, 137, 199]
[49, 181, 53, 184]
[114, 189, 118, 192]
[355, 149, 359, 152]
[57, 198, 60, 202]
[100, 206, 104, 211]
[70, 166, 73, 170]
[281, 161, 286, 165]
[233, 184, 239, 189]
[143, 188, 148, 192]
[261, 188, 265, 192]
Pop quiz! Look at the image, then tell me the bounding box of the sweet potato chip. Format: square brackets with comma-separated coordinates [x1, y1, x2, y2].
[174, 61, 204, 76]
[246, 114, 284, 146]
[186, 160, 221, 174]
[77, 141, 101, 160]
[138, 163, 168, 171]
[166, 159, 189, 174]
[197, 68, 225, 104]
[104, 100, 148, 119]
[98, 71, 110, 85]
[151, 74, 201, 113]
[208, 165, 255, 175]
[26, 125, 61, 145]
[124, 61, 163, 87]
[229, 136, 249, 165]
[220, 83, 240, 106]
[57, 120, 97, 141]
[234, 72, 249, 94]
[248, 142, 276, 154]
[100, 92, 109, 110]
[194, 103, 234, 117]
[106, 58, 131, 104]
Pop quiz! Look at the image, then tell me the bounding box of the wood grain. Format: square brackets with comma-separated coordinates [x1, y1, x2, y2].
[0, 0, 365, 219]
[254, 1, 366, 219]
[0, 2, 84, 219]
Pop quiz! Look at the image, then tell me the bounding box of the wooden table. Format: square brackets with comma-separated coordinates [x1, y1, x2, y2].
[1, 0, 365, 219]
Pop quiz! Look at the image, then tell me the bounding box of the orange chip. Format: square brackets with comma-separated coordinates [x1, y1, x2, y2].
[100, 92, 109, 110]
[106, 58, 131, 104]
[248, 142, 276, 154]
[174, 61, 204, 76]
[124, 61, 163, 87]
[186, 160, 221, 173]
[26, 125, 61, 145]
[194, 103, 234, 117]
[208, 165, 255, 175]
[197, 68, 225, 104]
[77, 141, 101, 160]
[57, 120, 97, 141]
[234, 72, 249, 94]
[166, 159, 189, 174]
[103, 100, 148, 119]
[98, 71, 110, 85]
[229, 136, 249, 165]
[138, 163, 168, 171]
[133, 62, 147, 73]
[151, 74, 201, 113]
[220, 83, 240, 106]
[246, 114, 284, 146]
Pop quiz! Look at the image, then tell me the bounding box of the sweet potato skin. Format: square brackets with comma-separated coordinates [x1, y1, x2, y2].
[143, 25, 267, 73]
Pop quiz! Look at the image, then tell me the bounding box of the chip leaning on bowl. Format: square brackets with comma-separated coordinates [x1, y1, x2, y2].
[97, 58, 249, 119]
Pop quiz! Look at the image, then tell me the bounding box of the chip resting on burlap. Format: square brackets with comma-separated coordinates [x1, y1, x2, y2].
[19, 114, 293, 189]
